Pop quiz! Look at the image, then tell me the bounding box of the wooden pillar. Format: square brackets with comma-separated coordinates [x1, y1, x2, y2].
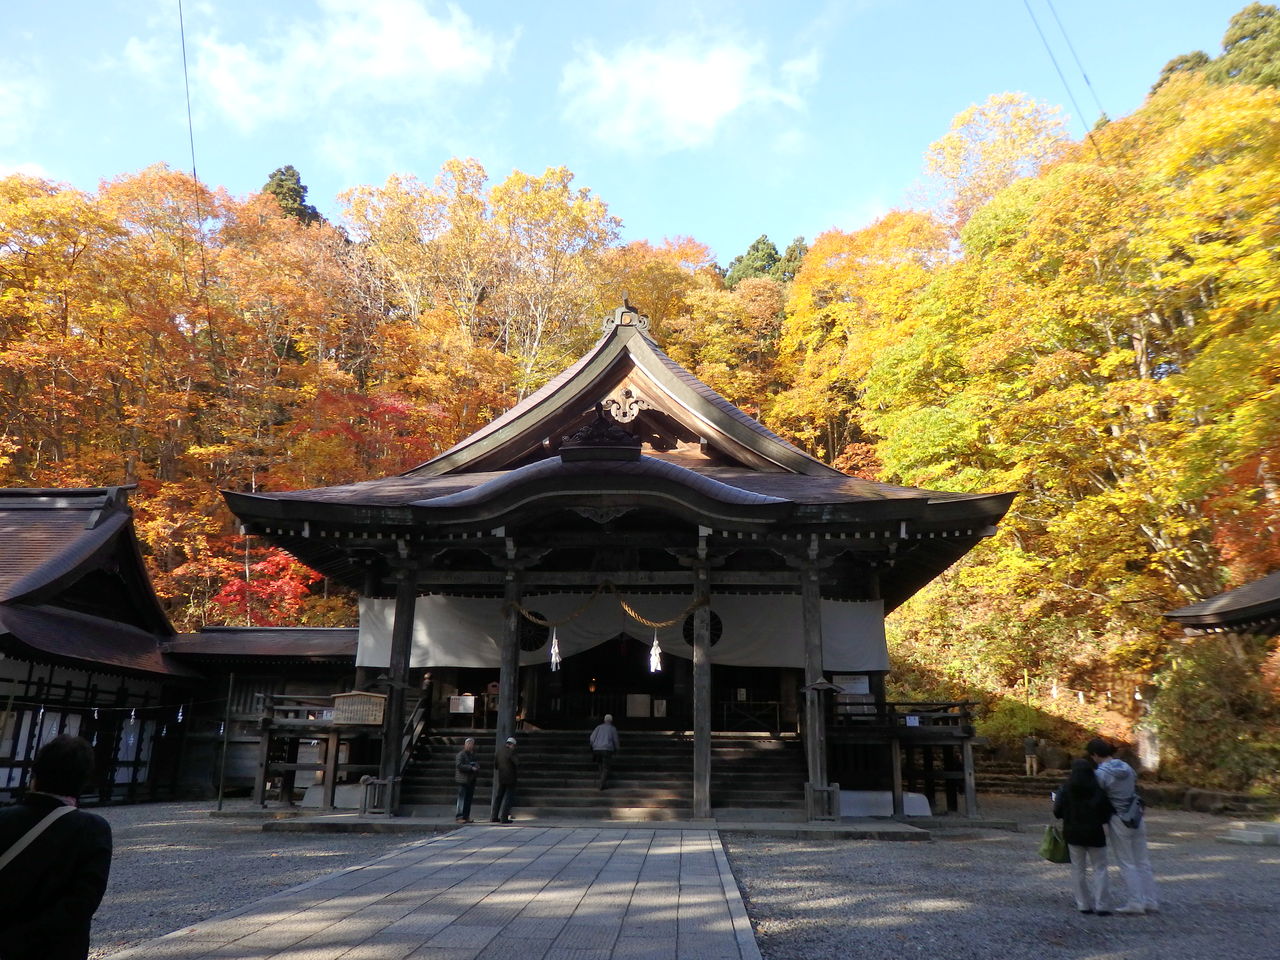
[496, 568, 522, 748]
[322, 730, 340, 810]
[801, 558, 826, 789]
[692, 537, 712, 819]
[252, 718, 271, 806]
[380, 566, 417, 785]
[890, 737, 905, 817]
[962, 739, 979, 818]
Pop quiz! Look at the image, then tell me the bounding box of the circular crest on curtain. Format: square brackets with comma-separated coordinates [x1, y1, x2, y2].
[681, 609, 723, 647]
[519, 613, 551, 651]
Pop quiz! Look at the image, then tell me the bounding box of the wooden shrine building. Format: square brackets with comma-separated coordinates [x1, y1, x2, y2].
[225, 303, 1014, 818]
[0, 487, 197, 800]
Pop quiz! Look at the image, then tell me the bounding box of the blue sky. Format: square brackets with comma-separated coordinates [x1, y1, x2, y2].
[1, 1, 1252, 264]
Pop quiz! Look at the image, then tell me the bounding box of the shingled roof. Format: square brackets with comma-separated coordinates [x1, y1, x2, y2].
[224, 305, 1014, 611]
[0, 488, 193, 677]
[1166, 570, 1280, 635]
[164, 626, 358, 662]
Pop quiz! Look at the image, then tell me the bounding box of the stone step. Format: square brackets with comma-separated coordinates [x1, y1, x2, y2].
[403, 729, 806, 813]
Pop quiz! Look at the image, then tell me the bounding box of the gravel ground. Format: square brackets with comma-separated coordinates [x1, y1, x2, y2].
[87, 800, 421, 959]
[723, 795, 1280, 960]
[81, 796, 1279, 960]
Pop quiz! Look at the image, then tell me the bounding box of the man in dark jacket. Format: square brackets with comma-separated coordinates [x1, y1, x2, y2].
[454, 737, 480, 823]
[0, 735, 112, 960]
[490, 737, 518, 824]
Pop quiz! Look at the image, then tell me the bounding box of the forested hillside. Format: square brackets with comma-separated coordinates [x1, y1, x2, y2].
[3, 5, 1277, 789]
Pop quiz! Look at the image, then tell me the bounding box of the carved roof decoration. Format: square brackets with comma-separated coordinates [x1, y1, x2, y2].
[409, 313, 842, 478]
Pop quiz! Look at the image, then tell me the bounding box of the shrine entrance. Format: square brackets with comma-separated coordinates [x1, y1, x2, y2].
[532, 633, 680, 730]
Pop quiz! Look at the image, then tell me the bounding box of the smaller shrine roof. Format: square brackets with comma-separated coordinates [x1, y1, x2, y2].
[1165, 570, 1280, 633]
[165, 626, 358, 661]
[0, 488, 191, 677]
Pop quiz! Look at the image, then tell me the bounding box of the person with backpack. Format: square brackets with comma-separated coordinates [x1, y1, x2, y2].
[1053, 758, 1113, 915]
[0, 735, 113, 960]
[1087, 737, 1159, 915]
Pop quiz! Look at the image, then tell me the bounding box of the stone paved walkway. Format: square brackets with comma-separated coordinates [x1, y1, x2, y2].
[106, 825, 761, 960]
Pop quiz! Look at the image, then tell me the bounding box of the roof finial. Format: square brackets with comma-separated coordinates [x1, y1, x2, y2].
[603, 297, 651, 337]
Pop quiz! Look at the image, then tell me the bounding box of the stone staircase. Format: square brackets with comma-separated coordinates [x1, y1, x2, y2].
[975, 757, 1066, 798]
[399, 730, 806, 820]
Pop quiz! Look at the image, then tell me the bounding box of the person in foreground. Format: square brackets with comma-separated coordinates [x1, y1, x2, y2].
[1053, 758, 1113, 915]
[0, 735, 113, 960]
[490, 736, 518, 824]
[1087, 737, 1159, 915]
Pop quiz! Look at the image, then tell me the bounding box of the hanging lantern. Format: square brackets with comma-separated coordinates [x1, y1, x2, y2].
[549, 627, 561, 672]
[649, 628, 662, 673]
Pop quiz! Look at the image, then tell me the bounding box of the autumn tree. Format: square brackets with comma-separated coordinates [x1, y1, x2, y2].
[771, 211, 947, 464]
[860, 75, 1280, 749]
[1155, 5, 1280, 92]
[663, 275, 785, 417]
[591, 237, 717, 339]
[924, 92, 1068, 236]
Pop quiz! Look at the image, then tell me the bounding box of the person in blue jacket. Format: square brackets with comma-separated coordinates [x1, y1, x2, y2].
[1087, 738, 1159, 915]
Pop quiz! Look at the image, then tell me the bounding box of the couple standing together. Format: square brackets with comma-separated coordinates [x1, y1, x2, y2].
[454, 736, 518, 824]
[1053, 738, 1159, 916]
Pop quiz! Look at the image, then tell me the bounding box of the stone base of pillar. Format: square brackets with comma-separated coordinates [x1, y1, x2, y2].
[805, 781, 840, 821]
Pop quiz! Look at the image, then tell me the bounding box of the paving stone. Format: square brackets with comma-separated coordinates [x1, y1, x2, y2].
[552, 923, 621, 950]
[476, 937, 553, 960]
[403, 948, 484, 960]
[676, 933, 743, 959]
[541, 949, 613, 960]
[609, 939, 677, 960]
[501, 916, 568, 938]
[425, 923, 504, 949]
[105, 827, 755, 960]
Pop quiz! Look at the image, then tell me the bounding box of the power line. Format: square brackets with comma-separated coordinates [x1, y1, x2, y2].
[1045, 0, 1109, 120]
[1023, 0, 1106, 163]
[177, 0, 210, 291]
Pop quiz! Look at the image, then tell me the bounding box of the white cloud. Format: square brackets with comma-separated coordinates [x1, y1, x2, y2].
[0, 161, 49, 179]
[560, 37, 818, 152]
[128, 0, 512, 135]
[0, 63, 45, 149]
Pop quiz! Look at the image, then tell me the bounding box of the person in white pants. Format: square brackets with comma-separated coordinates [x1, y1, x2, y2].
[1088, 738, 1159, 915]
[1053, 758, 1112, 914]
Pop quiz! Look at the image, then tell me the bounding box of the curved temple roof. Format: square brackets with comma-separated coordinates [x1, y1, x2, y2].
[1166, 570, 1280, 634]
[0, 488, 193, 676]
[223, 304, 1015, 611]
